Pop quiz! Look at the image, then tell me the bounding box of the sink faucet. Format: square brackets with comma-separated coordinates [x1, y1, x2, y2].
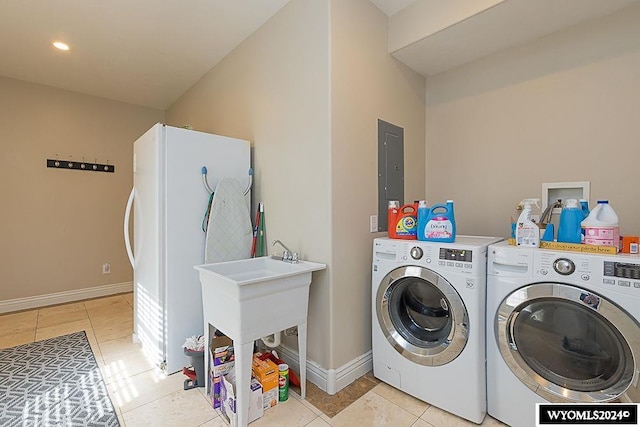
[272, 240, 299, 263]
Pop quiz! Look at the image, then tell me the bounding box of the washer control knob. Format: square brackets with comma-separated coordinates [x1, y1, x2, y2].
[554, 258, 575, 275]
[410, 246, 423, 260]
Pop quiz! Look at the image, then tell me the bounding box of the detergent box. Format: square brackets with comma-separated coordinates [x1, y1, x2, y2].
[219, 371, 263, 426]
[251, 354, 279, 410]
[209, 335, 235, 409]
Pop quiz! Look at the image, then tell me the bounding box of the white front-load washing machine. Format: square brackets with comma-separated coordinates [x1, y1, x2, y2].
[487, 241, 640, 427]
[372, 236, 502, 424]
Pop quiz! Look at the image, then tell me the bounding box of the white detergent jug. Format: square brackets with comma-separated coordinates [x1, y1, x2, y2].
[581, 200, 619, 248]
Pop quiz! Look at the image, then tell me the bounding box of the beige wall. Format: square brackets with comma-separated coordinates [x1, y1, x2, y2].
[425, 4, 640, 238]
[0, 77, 163, 301]
[166, 0, 333, 367]
[167, 0, 426, 372]
[330, 0, 425, 368]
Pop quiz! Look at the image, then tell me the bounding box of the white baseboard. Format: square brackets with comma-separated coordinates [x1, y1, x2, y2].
[276, 345, 372, 395]
[0, 282, 133, 314]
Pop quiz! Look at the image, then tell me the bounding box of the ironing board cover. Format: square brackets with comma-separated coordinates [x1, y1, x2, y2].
[204, 177, 252, 263]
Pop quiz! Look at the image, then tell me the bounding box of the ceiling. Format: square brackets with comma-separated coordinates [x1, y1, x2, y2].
[0, 0, 414, 110]
[368, 0, 418, 16]
[391, 0, 640, 77]
[0, 0, 291, 109]
[3, 0, 631, 111]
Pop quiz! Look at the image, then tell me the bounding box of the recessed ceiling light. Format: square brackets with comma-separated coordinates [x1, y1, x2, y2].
[53, 41, 70, 51]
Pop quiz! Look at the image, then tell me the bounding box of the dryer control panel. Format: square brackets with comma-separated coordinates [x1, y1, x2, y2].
[372, 238, 491, 277]
[534, 250, 640, 296]
[489, 241, 640, 296]
[440, 248, 473, 262]
[603, 261, 640, 288]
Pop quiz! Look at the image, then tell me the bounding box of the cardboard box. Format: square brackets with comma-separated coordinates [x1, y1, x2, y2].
[209, 335, 235, 409]
[621, 236, 639, 254]
[219, 371, 263, 426]
[252, 355, 278, 410]
[260, 386, 278, 411]
[507, 238, 618, 255]
[540, 241, 618, 254]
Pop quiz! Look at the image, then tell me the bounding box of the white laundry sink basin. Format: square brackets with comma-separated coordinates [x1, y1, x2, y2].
[194, 256, 326, 340]
[196, 256, 326, 287]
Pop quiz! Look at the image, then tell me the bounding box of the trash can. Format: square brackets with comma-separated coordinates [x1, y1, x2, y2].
[183, 348, 205, 390]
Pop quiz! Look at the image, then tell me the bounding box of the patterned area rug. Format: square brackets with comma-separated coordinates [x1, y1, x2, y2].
[0, 331, 119, 427]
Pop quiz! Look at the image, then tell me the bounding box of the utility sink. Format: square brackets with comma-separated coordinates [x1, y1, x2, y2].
[195, 256, 325, 339]
[195, 256, 325, 304]
[196, 256, 326, 287]
[195, 256, 326, 426]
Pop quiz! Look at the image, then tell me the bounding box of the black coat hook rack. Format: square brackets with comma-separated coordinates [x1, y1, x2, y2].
[46, 158, 115, 173]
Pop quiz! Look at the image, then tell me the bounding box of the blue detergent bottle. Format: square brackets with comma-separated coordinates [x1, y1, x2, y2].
[418, 200, 456, 243]
[557, 199, 583, 244]
[417, 200, 429, 237]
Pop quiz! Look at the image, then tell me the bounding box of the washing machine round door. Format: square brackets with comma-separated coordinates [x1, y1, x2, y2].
[376, 265, 468, 366]
[496, 283, 640, 403]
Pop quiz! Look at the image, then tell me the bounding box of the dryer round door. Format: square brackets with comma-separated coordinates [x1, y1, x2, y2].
[376, 265, 469, 366]
[496, 283, 640, 403]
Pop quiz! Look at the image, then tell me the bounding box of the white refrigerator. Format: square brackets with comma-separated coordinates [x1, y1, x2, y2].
[124, 123, 250, 374]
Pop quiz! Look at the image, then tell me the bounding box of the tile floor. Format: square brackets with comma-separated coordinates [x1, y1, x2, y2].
[0, 293, 506, 426]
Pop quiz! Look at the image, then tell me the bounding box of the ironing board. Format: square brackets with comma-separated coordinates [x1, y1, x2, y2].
[204, 177, 252, 263]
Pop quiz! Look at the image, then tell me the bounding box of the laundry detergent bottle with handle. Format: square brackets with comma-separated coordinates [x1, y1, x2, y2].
[581, 200, 619, 247]
[417, 200, 429, 236]
[515, 199, 540, 247]
[557, 199, 583, 244]
[388, 201, 417, 240]
[579, 199, 590, 220]
[418, 200, 456, 242]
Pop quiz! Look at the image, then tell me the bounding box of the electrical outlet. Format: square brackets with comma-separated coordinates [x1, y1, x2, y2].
[370, 215, 378, 233]
[102, 263, 111, 274]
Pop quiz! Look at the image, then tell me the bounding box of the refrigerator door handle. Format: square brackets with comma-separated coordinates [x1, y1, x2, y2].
[124, 187, 135, 268]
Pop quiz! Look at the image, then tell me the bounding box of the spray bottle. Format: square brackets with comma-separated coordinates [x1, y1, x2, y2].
[516, 199, 540, 248]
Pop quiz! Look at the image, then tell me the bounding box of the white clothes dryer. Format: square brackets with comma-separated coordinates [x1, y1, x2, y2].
[487, 241, 640, 427]
[372, 236, 502, 424]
